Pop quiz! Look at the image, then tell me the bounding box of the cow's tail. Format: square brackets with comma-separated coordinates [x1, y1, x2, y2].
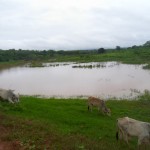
[116, 131, 119, 141]
[116, 119, 119, 141]
[88, 105, 90, 111]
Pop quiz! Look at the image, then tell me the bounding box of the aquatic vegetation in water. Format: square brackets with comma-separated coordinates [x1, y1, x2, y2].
[143, 63, 150, 69]
[72, 64, 106, 69]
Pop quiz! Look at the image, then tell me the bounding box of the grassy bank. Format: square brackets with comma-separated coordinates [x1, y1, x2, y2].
[0, 92, 150, 150]
[0, 47, 150, 69]
[0, 61, 26, 70]
[51, 47, 150, 65]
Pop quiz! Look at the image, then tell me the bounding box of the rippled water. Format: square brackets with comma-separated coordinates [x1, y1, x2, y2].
[0, 62, 150, 99]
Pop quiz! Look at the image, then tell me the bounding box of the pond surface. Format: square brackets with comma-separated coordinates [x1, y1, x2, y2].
[0, 62, 150, 99]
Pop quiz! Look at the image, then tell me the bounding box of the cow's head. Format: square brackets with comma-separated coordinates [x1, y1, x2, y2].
[8, 90, 19, 103]
[104, 107, 111, 116]
[12, 93, 20, 103]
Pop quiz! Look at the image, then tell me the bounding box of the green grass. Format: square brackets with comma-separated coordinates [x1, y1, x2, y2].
[0, 92, 150, 149]
[1, 47, 150, 70]
[0, 61, 26, 70]
[53, 47, 150, 65]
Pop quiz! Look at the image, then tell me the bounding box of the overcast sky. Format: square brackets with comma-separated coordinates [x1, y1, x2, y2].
[0, 0, 150, 50]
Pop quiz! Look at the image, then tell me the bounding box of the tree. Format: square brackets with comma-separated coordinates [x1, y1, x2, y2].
[143, 41, 150, 47]
[97, 48, 105, 54]
[132, 45, 138, 49]
[116, 46, 121, 50]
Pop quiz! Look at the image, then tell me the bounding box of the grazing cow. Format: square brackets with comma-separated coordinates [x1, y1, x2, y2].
[0, 88, 19, 103]
[87, 96, 111, 116]
[116, 117, 150, 149]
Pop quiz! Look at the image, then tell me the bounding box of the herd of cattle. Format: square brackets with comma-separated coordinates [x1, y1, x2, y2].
[88, 96, 150, 149]
[0, 88, 150, 149]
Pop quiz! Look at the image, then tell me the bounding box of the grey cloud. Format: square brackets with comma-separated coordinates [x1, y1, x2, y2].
[0, 0, 150, 50]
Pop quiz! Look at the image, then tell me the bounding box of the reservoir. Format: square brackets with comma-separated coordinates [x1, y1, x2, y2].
[0, 62, 150, 99]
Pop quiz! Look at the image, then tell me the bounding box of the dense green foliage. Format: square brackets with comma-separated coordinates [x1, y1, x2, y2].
[0, 46, 150, 66]
[0, 92, 150, 149]
[0, 49, 98, 62]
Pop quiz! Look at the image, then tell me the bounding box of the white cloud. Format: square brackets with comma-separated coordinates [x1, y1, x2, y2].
[0, 0, 150, 50]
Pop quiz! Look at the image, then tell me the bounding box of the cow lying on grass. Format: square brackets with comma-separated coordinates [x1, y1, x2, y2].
[116, 116, 150, 149]
[0, 88, 19, 103]
[87, 96, 111, 116]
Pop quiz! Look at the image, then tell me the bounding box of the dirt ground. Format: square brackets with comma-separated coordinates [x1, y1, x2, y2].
[0, 141, 22, 150]
[0, 114, 23, 150]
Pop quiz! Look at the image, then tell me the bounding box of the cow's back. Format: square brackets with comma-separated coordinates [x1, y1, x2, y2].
[118, 117, 150, 137]
[88, 96, 101, 106]
[0, 89, 14, 100]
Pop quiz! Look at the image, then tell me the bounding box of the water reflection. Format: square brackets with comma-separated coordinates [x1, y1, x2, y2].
[0, 62, 149, 99]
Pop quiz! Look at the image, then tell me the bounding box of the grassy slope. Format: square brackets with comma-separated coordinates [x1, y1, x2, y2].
[55, 47, 150, 64]
[0, 47, 150, 69]
[0, 92, 150, 150]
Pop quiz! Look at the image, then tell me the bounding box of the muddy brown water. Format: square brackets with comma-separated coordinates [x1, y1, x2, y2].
[0, 62, 150, 99]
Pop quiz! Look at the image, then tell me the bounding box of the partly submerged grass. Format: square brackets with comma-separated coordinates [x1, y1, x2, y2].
[143, 63, 150, 69]
[0, 61, 26, 70]
[0, 92, 150, 149]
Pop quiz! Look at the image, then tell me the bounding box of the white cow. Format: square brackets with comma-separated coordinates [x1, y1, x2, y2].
[116, 117, 150, 149]
[0, 88, 19, 103]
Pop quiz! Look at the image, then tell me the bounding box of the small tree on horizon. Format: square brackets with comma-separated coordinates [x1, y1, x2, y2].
[116, 46, 121, 50]
[97, 48, 105, 54]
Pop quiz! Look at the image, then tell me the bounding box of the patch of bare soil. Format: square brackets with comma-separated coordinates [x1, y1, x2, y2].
[0, 141, 21, 150]
[0, 113, 56, 150]
[0, 114, 23, 150]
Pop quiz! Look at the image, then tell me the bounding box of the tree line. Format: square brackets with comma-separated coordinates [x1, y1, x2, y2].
[0, 40, 149, 62]
[0, 49, 100, 62]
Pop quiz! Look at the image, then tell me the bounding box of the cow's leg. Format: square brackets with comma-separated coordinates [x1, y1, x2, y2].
[120, 129, 129, 147]
[98, 106, 100, 112]
[137, 144, 140, 150]
[137, 138, 142, 150]
[88, 104, 92, 112]
[138, 137, 149, 150]
[8, 98, 14, 103]
[90, 105, 92, 112]
[88, 105, 89, 111]
[100, 106, 105, 115]
[116, 125, 129, 147]
[119, 130, 123, 140]
[124, 134, 130, 147]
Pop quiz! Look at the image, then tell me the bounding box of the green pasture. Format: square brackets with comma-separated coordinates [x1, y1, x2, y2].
[0, 92, 150, 150]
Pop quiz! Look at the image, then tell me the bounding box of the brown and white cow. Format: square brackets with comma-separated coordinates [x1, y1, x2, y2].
[116, 117, 150, 149]
[87, 96, 111, 116]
